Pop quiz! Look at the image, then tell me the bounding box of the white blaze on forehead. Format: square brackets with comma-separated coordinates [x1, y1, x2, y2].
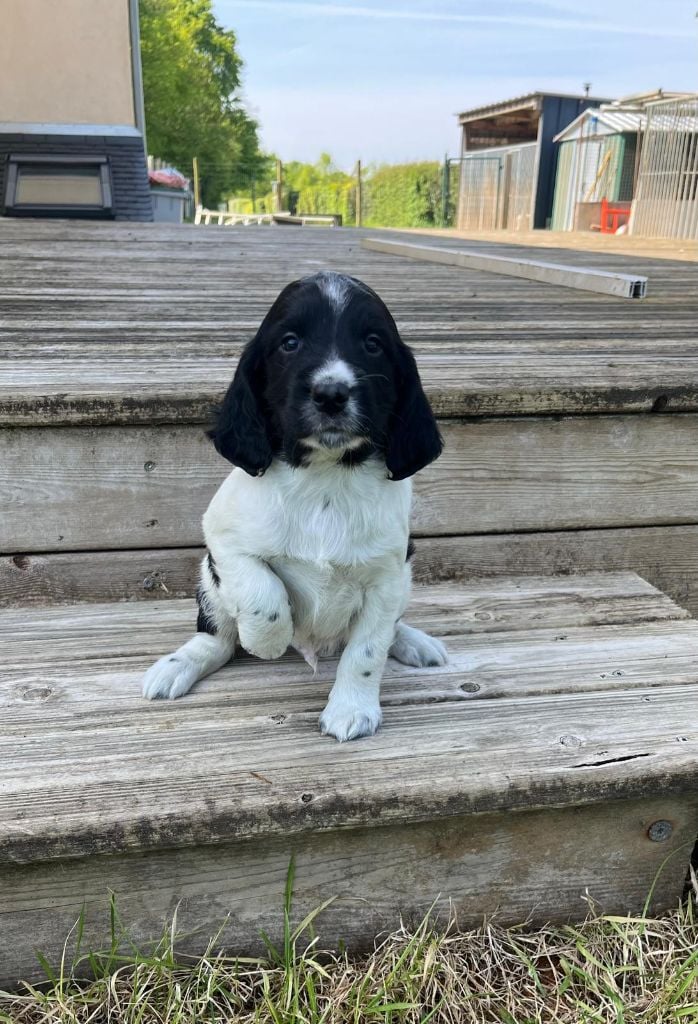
[312, 357, 356, 389]
[315, 271, 353, 313]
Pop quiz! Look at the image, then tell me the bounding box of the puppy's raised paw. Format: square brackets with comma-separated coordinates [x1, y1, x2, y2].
[319, 697, 382, 742]
[237, 604, 293, 661]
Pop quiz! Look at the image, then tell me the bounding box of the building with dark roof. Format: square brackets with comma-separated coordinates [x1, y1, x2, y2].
[456, 91, 610, 231]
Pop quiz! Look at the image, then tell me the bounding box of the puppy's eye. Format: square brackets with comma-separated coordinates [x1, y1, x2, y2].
[280, 334, 301, 353]
[363, 335, 382, 354]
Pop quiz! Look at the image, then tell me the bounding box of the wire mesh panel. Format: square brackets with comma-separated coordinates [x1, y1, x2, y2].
[502, 144, 536, 231]
[632, 97, 698, 240]
[457, 156, 501, 231]
[457, 143, 536, 232]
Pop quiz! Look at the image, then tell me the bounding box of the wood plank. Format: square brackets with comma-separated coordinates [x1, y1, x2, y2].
[3, 352, 698, 424]
[4, 527, 698, 614]
[4, 415, 698, 552]
[5, 616, 697, 707]
[2, 793, 694, 989]
[1, 573, 683, 651]
[1, 574, 687, 665]
[362, 237, 648, 299]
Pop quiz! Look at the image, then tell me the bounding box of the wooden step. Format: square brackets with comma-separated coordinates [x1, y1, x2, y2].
[1, 572, 698, 988]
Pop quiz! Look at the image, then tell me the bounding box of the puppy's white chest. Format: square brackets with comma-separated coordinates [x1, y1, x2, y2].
[266, 460, 412, 565]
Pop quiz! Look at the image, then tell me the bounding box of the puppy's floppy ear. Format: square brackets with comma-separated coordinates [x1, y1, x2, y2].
[385, 343, 443, 481]
[207, 338, 273, 476]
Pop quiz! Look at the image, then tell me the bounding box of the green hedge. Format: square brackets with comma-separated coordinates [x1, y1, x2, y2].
[362, 162, 442, 228]
[295, 182, 355, 224]
[225, 158, 458, 228]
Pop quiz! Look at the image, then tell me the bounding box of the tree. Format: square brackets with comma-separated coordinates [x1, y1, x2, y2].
[139, 0, 267, 207]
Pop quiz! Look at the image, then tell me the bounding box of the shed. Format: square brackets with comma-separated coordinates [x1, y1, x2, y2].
[456, 91, 610, 232]
[550, 92, 698, 236]
[0, 0, 152, 221]
[550, 106, 645, 232]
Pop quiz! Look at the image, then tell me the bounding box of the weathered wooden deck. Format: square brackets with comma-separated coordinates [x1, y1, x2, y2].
[2, 220, 698, 988]
[1, 219, 698, 427]
[2, 220, 698, 612]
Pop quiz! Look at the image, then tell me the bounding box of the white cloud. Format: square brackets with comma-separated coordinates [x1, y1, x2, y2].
[226, 0, 687, 38]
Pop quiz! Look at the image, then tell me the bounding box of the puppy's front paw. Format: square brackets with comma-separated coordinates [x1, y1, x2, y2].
[237, 604, 293, 661]
[320, 696, 382, 742]
[142, 654, 198, 700]
[390, 623, 448, 668]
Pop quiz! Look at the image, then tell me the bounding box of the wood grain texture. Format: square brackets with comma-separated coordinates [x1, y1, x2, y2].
[5, 415, 698, 552]
[1, 574, 687, 665]
[5, 352, 698, 425]
[5, 526, 698, 614]
[1, 574, 698, 865]
[2, 794, 695, 990]
[1, 221, 697, 424]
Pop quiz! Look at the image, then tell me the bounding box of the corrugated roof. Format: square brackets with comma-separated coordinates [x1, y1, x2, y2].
[457, 91, 610, 122]
[555, 107, 645, 141]
[555, 103, 698, 141]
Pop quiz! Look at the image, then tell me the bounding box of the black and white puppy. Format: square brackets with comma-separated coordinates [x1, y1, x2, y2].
[142, 271, 447, 741]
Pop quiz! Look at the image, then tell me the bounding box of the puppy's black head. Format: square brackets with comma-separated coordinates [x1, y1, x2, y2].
[209, 271, 442, 480]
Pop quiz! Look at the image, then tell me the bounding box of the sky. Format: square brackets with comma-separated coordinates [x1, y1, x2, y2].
[213, 0, 698, 168]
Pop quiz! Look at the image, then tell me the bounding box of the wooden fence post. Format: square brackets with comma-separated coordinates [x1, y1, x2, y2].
[441, 154, 449, 227]
[356, 160, 362, 227]
[275, 160, 283, 213]
[192, 157, 200, 208]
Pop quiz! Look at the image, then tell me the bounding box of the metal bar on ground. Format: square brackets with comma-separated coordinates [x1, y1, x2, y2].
[361, 238, 648, 299]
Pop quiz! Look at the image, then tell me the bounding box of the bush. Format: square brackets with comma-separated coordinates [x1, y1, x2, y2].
[362, 162, 443, 228]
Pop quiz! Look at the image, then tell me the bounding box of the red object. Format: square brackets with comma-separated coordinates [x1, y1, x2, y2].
[600, 197, 631, 234]
[148, 168, 188, 191]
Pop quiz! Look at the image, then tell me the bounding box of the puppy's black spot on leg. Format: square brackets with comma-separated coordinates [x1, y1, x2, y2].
[362, 671, 371, 677]
[196, 586, 218, 636]
[207, 551, 220, 586]
[268, 612, 279, 622]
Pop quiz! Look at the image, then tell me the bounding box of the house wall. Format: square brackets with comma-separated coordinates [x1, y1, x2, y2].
[0, 131, 153, 221]
[0, 0, 135, 126]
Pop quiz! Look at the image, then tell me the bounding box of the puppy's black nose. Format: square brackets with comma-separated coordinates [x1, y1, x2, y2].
[312, 380, 350, 415]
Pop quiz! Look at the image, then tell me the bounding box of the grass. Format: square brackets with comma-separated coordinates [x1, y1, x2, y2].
[2, 864, 698, 1023]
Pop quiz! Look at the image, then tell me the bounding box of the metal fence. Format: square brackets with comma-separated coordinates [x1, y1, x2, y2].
[457, 142, 536, 232]
[631, 97, 698, 240]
